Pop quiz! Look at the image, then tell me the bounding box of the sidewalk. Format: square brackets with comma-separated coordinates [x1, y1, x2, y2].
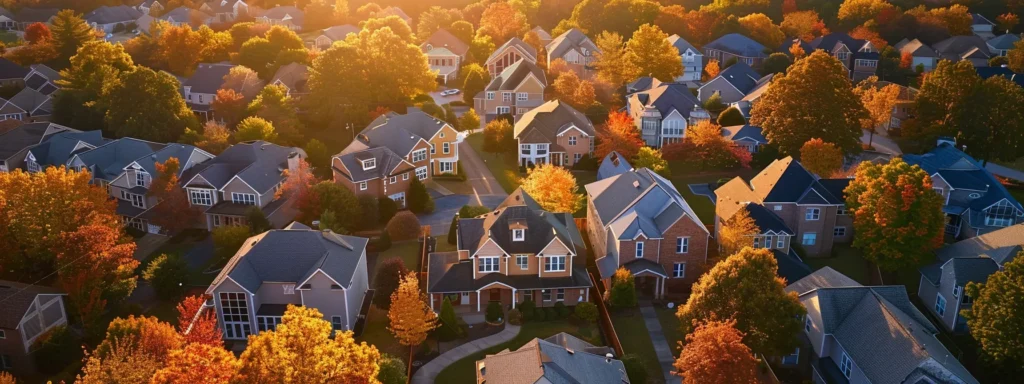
[411, 324, 521, 384]
[639, 303, 682, 384]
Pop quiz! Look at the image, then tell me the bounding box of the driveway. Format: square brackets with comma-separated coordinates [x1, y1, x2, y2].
[429, 88, 466, 106]
[862, 129, 902, 155]
[419, 194, 507, 236]
[459, 139, 508, 202]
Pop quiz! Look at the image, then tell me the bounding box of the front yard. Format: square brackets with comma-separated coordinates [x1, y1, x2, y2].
[356, 306, 407, 358]
[610, 308, 664, 384]
[373, 240, 424, 277]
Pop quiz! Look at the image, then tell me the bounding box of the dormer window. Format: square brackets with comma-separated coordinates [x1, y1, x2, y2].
[136, 171, 147, 186]
[361, 158, 376, 170]
[512, 229, 525, 241]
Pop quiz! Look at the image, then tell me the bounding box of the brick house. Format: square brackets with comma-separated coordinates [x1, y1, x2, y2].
[473, 59, 547, 123]
[585, 168, 710, 299]
[703, 33, 768, 67]
[514, 100, 595, 168]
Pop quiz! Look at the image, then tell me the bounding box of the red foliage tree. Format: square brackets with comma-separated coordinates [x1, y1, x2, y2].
[212, 88, 247, 128]
[176, 295, 222, 347]
[147, 157, 202, 235]
[595, 111, 644, 160]
[54, 225, 138, 327]
[24, 22, 52, 44]
[674, 320, 758, 384]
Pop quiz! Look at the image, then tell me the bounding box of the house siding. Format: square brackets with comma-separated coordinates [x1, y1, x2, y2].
[658, 216, 709, 290]
[429, 125, 459, 175]
[698, 77, 746, 104]
[553, 130, 593, 167]
[299, 272, 351, 330]
[0, 325, 35, 377]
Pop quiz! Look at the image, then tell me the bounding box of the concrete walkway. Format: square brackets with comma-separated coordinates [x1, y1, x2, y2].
[411, 324, 521, 384]
[639, 303, 682, 384]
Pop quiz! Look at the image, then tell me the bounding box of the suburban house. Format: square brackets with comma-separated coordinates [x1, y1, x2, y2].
[918, 224, 1023, 333]
[0, 58, 29, 89]
[585, 168, 710, 298]
[484, 37, 538, 78]
[205, 222, 369, 340]
[256, 5, 303, 31]
[697, 61, 772, 104]
[156, 6, 213, 28]
[0, 122, 79, 172]
[545, 28, 599, 79]
[933, 35, 993, 67]
[513, 100, 595, 168]
[874, 80, 917, 132]
[972, 13, 995, 39]
[667, 34, 703, 83]
[473, 59, 547, 123]
[374, 6, 411, 25]
[0, 280, 67, 377]
[625, 79, 710, 147]
[895, 38, 939, 72]
[199, 0, 249, 23]
[137, 0, 164, 15]
[714, 157, 854, 257]
[12, 8, 59, 31]
[475, 333, 629, 384]
[21, 130, 105, 173]
[730, 73, 772, 118]
[427, 189, 593, 314]
[625, 76, 657, 94]
[23, 64, 60, 96]
[1, 87, 53, 122]
[420, 29, 469, 84]
[596, 151, 631, 181]
[311, 24, 359, 49]
[781, 33, 879, 81]
[530, 26, 552, 47]
[703, 33, 768, 67]
[84, 5, 142, 33]
[270, 62, 309, 97]
[333, 111, 459, 206]
[183, 140, 305, 230]
[180, 63, 257, 122]
[986, 33, 1019, 57]
[903, 140, 1024, 239]
[786, 267, 978, 384]
[0, 7, 14, 30]
[977, 65, 1024, 87]
[721, 124, 767, 154]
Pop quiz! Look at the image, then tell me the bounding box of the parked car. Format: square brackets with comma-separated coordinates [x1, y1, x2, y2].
[440, 89, 461, 96]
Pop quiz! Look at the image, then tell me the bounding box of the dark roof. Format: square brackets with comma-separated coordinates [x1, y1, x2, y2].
[484, 59, 546, 91]
[0, 57, 28, 80]
[721, 124, 766, 143]
[597, 151, 632, 181]
[951, 257, 1000, 286]
[744, 203, 792, 235]
[14, 7, 58, 23]
[159, 6, 212, 25]
[260, 6, 304, 26]
[628, 81, 701, 119]
[349, 111, 449, 156]
[976, 66, 1024, 87]
[428, 260, 591, 292]
[626, 76, 656, 93]
[714, 62, 762, 94]
[186, 141, 301, 193]
[808, 33, 868, 53]
[895, 39, 938, 58]
[0, 122, 53, 159]
[667, 34, 698, 55]
[421, 28, 469, 57]
[986, 33, 1020, 50]
[623, 258, 667, 277]
[514, 100, 595, 147]
[932, 36, 992, 60]
[972, 13, 994, 26]
[751, 157, 844, 203]
[9, 87, 52, 115]
[334, 146, 407, 183]
[85, 5, 142, 24]
[27, 130, 105, 168]
[320, 24, 359, 41]
[773, 249, 812, 285]
[546, 28, 598, 60]
[903, 143, 1023, 214]
[183, 63, 233, 94]
[486, 37, 537, 65]
[705, 33, 767, 57]
[270, 62, 308, 93]
[457, 189, 583, 257]
[0, 280, 63, 329]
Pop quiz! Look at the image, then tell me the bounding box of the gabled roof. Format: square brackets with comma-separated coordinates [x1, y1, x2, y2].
[484, 59, 546, 91]
[807, 32, 869, 53]
[185, 141, 302, 192]
[478, 333, 628, 384]
[628, 81, 701, 118]
[773, 249, 812, 285]
[933, 223, 1024, 266]
[421, 28, 468, 57]
[0, 57, 28, 80]
[159, 6, 212, 25]
[546, 28, 598, 60]
[972, 13, 994, 26]
[531, 26, 552, 41]
[85, 5, 142, 24]
[202, 0, 245, 13]
[895, 38, 938, 58]
[334, 146, 407, 183]
[260, 5, 304, 26]
[586, 168, 709, 238]
[458, 188, 583, 257]
[986, 33, 1020, 50]
[270, 62, 308, 93]
[27, 130, 106, 169]
[0, 280, 63, 329]
[25, 64, 60, 95]
[932, 35, 992, 60]
[721, 124, 766, 144]
[597, 151, 632, 181]
[921, 257, 1001, 287]
[320, 24, 359, 41]
[743, 203, 792, 235]
[976, 66, 1024, 87]
[625, 76, 659, 93]
[514, 100, 595, 147]
[749, 157, 844, 203]
[129, 142, 207, 177]
[183, 63, 234, 94]
[711, 61, 763, 94]
[347, 111, 449, 157]
[486, 37, 537, 65]
[74, 137, 166, 181]
[0, 122, 72, 159]
[13, 7, 59, 23]
[667, 34, 699, 56]
[704, 33, 767, 57]
[375, 6, 410, 24]
[786, 266, 861, 295]
[8, 87, 52, 116]
[903, 143, 1023, 213]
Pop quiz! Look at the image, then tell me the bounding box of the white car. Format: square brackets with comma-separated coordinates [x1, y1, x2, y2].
[440, 89, 461, 96]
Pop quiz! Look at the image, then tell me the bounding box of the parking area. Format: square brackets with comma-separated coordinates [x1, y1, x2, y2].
[429, 87, 465, 106]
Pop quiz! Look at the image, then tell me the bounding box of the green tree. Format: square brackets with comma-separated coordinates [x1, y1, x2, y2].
[750, 51, 867, 156]
[54, 40, 135, 130]
[305, 181, 361, 232]
[458, 108, 481, 131]
[212, 225, 251, 262]
[245, 206, 272, 233]
[234, 116, 279, 143]
[483, 119, 515, 154]
[956, 76, 1024, 164]
[620, 354, 648, 384]
[373, 258, 409, 309]
[304, 139, 331, 179]
[318, 209, 346, 234]
[416, 6, 463, 41]
[449, 21, 474, 44]
[51, 9, 97, 64]
[248, 84, 303, 145]
[964, 253, 1024, 363]
[574, 302, 598, 323]
[677, 247, 805, 356]
[103, 67, 199, 142]
[625, 24, 681, 82]
[761, 52, 792, 75]
[377, 353, 407, 384]
[461, 63, 489, 104]
[562, 0, 660, 37]
[716, 107, 746, 126]
[407, 177, 434, 214]
[438, 296, 464, 340]
[142, 254, 188, 300]
[845, 158, 945, 271]
[609, 268, 637, 309]
[909, 60, 981, 150]
[632, 147, 670, 177]
[703, 93, 726, 114]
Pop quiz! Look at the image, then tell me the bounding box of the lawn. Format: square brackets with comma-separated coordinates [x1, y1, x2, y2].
[434, 320, 602, 383]
[356, 306, 407, 358]
[654, 306, 684, 352]
[610, 308, 664, 384]
[434, 236, 457, 252]
[376, 240, 424, 276]
[804, 245, 874, 285]
[466, 133, 521, 193]
[0, 31, 18, 44]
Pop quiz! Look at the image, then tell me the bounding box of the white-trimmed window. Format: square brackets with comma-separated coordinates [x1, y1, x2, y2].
[430, 143, 436, 154]
[568, 136, 577, 146]
[361, 158, 376, 170]
[516, 254, 528, 269]
[753, 236, 761, 248]
[232, 193, 256, 205]
[802, 233, 817, 245]
[502, 92, 512, 102]
[839, 352, 853, 378]
[219, 292, 251, 339]
[517, 92, 527, 101]
[479, 257, 499, 272]
[130, 193, 144, 208]
[542, 289, 551, 301]
[837, 205, 848, 215]
[676, 237, 689, 253]
[256, 316, 282, 332]
[834, 227, 846, 237]
[804, 316, 812, 333]
[497, 106, 511, 115]
[521, 144, 530, 155]
[136, 171, 147, 186]
[574, 153, 582, 163]
[512, 229, 525, 241]
[331, 316, 344, 331]
[635, 242, 644, 257]
[440, 161, 454, 173]
[777, 236, 785, 248]
[673, 263, 685, 278]
[984, 200, 1018, 227]
[556, 289, 564, 301]
[544, 256, 566, 272]
[412, 149, 427, 162]
[805, 208, 820, 220]
[953, 285, 962, 299]
[282, 284, 295, 295]
[935, 294, 946, 316]
[443, 142, 450, 154]
[486, 92, 494, 100]
[390, 176, 397, 184]
[782, 348, 800, 365]
[189, 189, 213, 206]
[416, 166, 428, 180]
[359, 182, 367, 190]
[403, 173, 409, 180]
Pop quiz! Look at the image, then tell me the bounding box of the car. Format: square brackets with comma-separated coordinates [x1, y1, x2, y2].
[440, 89, 461, 96]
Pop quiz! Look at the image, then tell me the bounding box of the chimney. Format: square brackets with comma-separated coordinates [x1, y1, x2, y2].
[287, 151, 299, 172]
[605, 353, 613, 363]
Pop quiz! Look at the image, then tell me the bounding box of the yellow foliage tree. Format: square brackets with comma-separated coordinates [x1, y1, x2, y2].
[718, 208, 760, 256]
[800, 138, 844, 177]
[151, 343, 240, 384]
[704, 59, 720, 80]
[738, 13, 785, 49]
[519, 164, 585, 213]
[789, 41, 806, 59]
[388, 272, 439, 347]
[854, 76, 902, 146]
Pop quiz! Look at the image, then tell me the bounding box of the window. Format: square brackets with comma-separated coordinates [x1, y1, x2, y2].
[440, 132, 445, 138]
[765, 235, 774, 249]
[0, 330, 4, 339]
[486, 92, 495, 100]
[676, 237, 689, 253]
[855, 59, 877, 68]
[416, 166, 428, 180]
[479, 257, 499, 273]
[430, 144, 435, 154]
[542, 289, 551, 301]
[189, 189, 213, 206]
[521, 144, 530, 155]
[774, 205, 782, 211]
[256, 316, 282, 332]
[517, 92, 527, 101]
[804, 316, 812, 333]
[545, 256, 566, 272]
[443, 142, 450, 154]
[516, 254, 528, 270]
[390, 176, 396, 184]
[412, 149, 427, 162]
[673, 263, 686, 278]
[635, 242, 644, 258]
[837, 52, 849, 60]
[832, 226, 846, 237]
[777, 236, 785, 248]
[232, 193, 256, 205]
[282, 284, 295, 295]
[802, 233, 817, 246]
[136, 171, 146, 186]
[568, 136, 577, 146]
[0, 354, 9, 369]
[984, 200, 1018, 227]
[805, 208, 820, 220]
[403, 173, 409, 180]
[953, 286, 961, 299]
[219, 292, 251, 339]
[837, 205, 848, 215]
[502, 92, 512, 102]
[361, 158, 376, 170]
[782, 348, 800, 365]
[130, 193, 144, 208]
[839, 352, 853, 378]
[359, 182, 367, 190]
[512, 229, 525, 241]
[440, 161, 454, 173]
[574, 153, 582, 163]
[331, 316, 344, 331]
[536, 144, 548, 155]
[556, 289, 564, 301]
[935, 294, 947, 316]
[753, 236, 760, 248]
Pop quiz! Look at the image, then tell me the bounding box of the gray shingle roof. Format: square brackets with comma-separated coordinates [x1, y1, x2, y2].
[0, 122, 56, 159]
[485, 59, 547, 91]
[721, 124, 766, 143]
[903, 143, 1023, 215]
[486, 37, 537, 65]
[586, 168, 709, 240]
[747, 157, 844, 203]
[597, 151, 631, 181]
[13, 7, 58, 23]
[183, 63, 234, 94]
[348, 111, 448, 157]
[932, 36, 992, 60]
[545, 28, 598, 61]
[514, 100, 594, 147]
[185, 141, 302, 193]
[773, 249, 812, 285]
[895, 39, 938, 58]
[479, 333, 629, 384]
[459, 188, 582, 257]
[705, 33, 767, 57]
[714, 61, 763, 94]
[627, 81, 701, 120]
[270, 62, 308, 93]
[27, 130, 105, 168]
[667, 34, 698, 55]
[335, 146, 407, 183]
[0, 280, 63, 329]
[9, 87, 52, 116]
[0, 57, 28, 80]
[934, 224, 1024, 265]
[74, 137, 166, 181]
[786, 266, 861, 294]
[421, 28, 468, 57]
[320, 24, 359, 41]
[986, 33, 1020, 50]
[85, 5, 142, 24]
[260, 6, 304, 26]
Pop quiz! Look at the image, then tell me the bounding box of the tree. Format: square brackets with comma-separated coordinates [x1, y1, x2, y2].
[0, 373, 13, 384]
[211, 89, 247, 128]
[718, 208, 760, 256]
[386, 211, 421, 241]
[104, 67, 199, 142]
[450, 20, 475, 44]
[704, 59, 720, 80]
[304, 139, 331, 178]
[520, 164, 584, 213]
[845, 158, 944, 271]
[188, 121, 231, 154]
[574, 302, 598, 323]
[248, 84, 303, 145]
[663, 121, 752, 171]
[620, 354, 648, 384]
[997, 13, 1020, 33]
[460, 63, 489, 104]
[561, 0, 660, 38]
[157, 24, 229, 76]
[552, 71, 596, 109]
[632, 147, 670, 177]
[234, 116, 279, 143]
[388, 272, 439, 346]
[212, 225, 251, 262]
[148, 158, 201, 234]
[477, 2, 529, 43]
[300, 181, 361, 232]
[483, 118, 515, 154]
[738, 13, 785, 48]
[854, 76, 903, 147]
[800, 138, 844, 177]
[674, 321, 758, 384]
[458, 108, 481, 131]
[245, 206, 272, 234]
[717, 107, 746, 126]
[305, 0, 342, 31]
[416, 6, 463, 41]
[781, 10, 826, 41]
[1011, 40, 1024, 73]
[94, 315, 183, 361]
[221, 65, 265, 100]
[593, 31, 637, 86]
[176, 295, 221, 346]
[51, 9, 98, 63]
[437, 296, 463, 339]
[361, 16, 415, 42]
[850, 25, 888, 50]
[4, 41, 58, 66]
[373, 258, 409, 309]
[408, 177, 434, 213]
[761, 52, 792, 75]
[750, 51, 867, 156]
[703, 93, 726, 114]
[54, 40, 135, 130]
[55, 225, 139, 328]
[959, 75, 1024, 164]
[25, 22, 52, 44]
[152, 343, 239, 384]
[677, 247, 805, 356]
[964, 253, 1024, 363]
[377, 354, 407, 384]
[838, 0, 896, 29]
[609, 268, 637, 309]
[143, 254, 188, 300]
[625, 24, 681, 82]
[238, 305, 381, 383]
[595, 111, 644, 160]
[77, 342, 161, 384]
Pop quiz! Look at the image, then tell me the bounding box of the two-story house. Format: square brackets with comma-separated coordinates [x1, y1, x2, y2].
[918, 224, 1022, 333]
[530, 26, 552, 47]
[421, 29, 469, 84]
[473, 59, 547, 123]
[546, 28, 599, 79]
[986, 33, 1019, 57]
[199, 0, 249, 24]
[1, 87, 54, 122]
[585, 168, 710, 298]
[0, 281, 67, 377]
[932, 35, 993, 67]
[183, 140, 305, 230]
[181, 63, 253, 122]
[903, 140, 1024, 239]
[874, 80, 917, 132]
[781, 33, 879, 81]
[715, 157, 853, 257]
[895, 38, 939, 72]
[786, 267, 978, 384]
[0, 122, 79, 172]
[667, 34, 703, 83]
[333, 146, 416, 207]
[256, 6, 303, 31]
[704, 33, 768, 67]
[476, 333, 628, 384]
[311, 24, 359, 50]
[156, 6, 214, 29]
[721, 124, 767, 154]
[484, 37, 538, 78]
[972, 13, 995, 39]
[514, 100, 595, 168]
[625, 79, 709, 147]
[0, 8, 15, 31]
[84, 5, 142, 33]
[205, 222, 369, 340]
[697, 61, 773, 104]
[22, 130, 105, 173]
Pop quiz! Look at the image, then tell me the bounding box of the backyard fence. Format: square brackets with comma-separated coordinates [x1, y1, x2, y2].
[589, 271, 624, 357]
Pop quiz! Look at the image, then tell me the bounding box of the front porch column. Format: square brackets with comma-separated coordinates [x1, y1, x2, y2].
[430, 294, 434, 311]
[477, 291, 481, 312]
[512, 288, 517, 309]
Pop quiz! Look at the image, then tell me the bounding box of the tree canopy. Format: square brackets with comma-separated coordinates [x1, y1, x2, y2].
[674, 321, 759, 384]
[964, 253, 1024, 363]
[519, 164, 585, 213]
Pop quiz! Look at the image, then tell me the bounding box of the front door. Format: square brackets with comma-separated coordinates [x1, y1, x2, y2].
[490, 288, 501, 301]
[461, 292, 470, 305]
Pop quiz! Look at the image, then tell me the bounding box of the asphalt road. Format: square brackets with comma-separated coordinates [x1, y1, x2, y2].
[418, 139, 509, 236]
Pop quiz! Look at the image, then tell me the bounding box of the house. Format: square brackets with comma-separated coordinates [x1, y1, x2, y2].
[311, 24, 359, 49]
[0, 280, 67, 377]
[585, 168, 710, 298]
[786, 267, 978, 384]
[902, 140, 1024, 239]
[730, 73, 772, 118]
[332, 111, 459, 206]
[0, 7, 15, 30]
[12, 8, 59, 31]
[476, 333, 629, 384]
[22, 130, 105, 173]
[986, 33, 1020, 57]
[181, 63, 243, 121]
[530, 26, 552, 47]
[514, 100, 595, 168]
[256, 6, 303, 31]
[137, 0, 164, 16]
[626, 79, 709, 147]
[895, 38, 939, 71]
[2, 87, 53, 122]
[427, 189, 592, 314]
[782, 33, 879, 81]
[874, 80, 917, 131]
[85, 5, 142, 33]
[473, 59, 547, 123]
[625, 76, 657, 94]
[721, 124, 766, 153]
[667, 34, 703, 83]
[23, 64, 60, 95]
[421, 29, 469, 84]
[932, 35, 993, 67]
[596, 151, 631, 181]
[918, 224, 1023, 333]
[972, 13, 995, 40]
[714, 157, 854, 257]
[205, 222, 369, 340]
[183, 141, 305, 230]
[270, 63, 308, 97]
[546, 28, 599, 79]
[0, 122, 78, 172]
[199, 0, 248, 24]
[0, 58, 29, 89]
[976, 65, 1024, 87]
[157, 6, 213, 28]
[484, 37, 538, 78]
[375, 6, 411, 25]
[697, 61, 772, 104]
[704, 33, 768, 67]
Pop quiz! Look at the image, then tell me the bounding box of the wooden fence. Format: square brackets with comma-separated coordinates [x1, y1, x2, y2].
[408, 225, 431, 383]
[590, 271, 624, 357]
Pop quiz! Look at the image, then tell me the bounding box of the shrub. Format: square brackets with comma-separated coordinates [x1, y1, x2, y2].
[212, 225, 252, 262]
[519, 299, 536, 322]
[32, 326, 77, 374]
[378, 197, 398, 224]
[717, 106, 746, 126]
[533, 307, 546, 321]
[703, 92, 726, 114]
[411, 93, 433, 103]
[377, 353, 407, 384]
[621, 353, 649, 384]
[386, 211, 421, 241]
[357, 195, 380, 230]
[245, 206, 271, 233]
[419, 101, 444, 119]
[989, 56, 1008, 67]
[486, 301, 504, 323]
[609, 268, 638, 309]
[372, 231, 392, 251]
[507, 308, 523, 325]
[143, 254, 189, 300]
[407, 177, 434, 214]
[544, 307, 558, 320]
[483, 119, 514, 154]
[437, 296, 464, 340]
[372, 258, 408, 309]
[572, 154, 598, 171]
[554, 302, 570, 318]
[574, 302, 598, 324]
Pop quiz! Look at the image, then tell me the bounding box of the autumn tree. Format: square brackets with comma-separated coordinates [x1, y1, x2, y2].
[674, 321, 758, 384]
[718, 208, 760, 256]
[625, 24, 681, 82]
[388, 272, 438, 346]
[854, 76, 903, 147]
[51, 9, 98, 63]
[781, 10, 826, 41]
[361, 15, 415, 42]
[94, 315, 183, 361]
[157, 23, 231, 76]
[800, 138, 844, 177]
[152, 343, 239, 384]
[751, 51, 867, 156]
[609, 268, 637, 309]
[632, 147, 670, 177]
[483, 118, 515, 154]
[997, 13, 1019, 33]
[845, 158, 944, 271]
[738, 13, 785, 49]
[304, 0, 344, 31]
[1011, 40, 1024, 73]
[663, 121, 751, 171]
[56, 225, 139, 327]
[54, 40, 135, 130]
[147, 158, 201, 234]
[234, 116, 279, 143]
[176, 295, 222, 346]
[4, 38, 58, 66]
[459, 108, 481, 131]
[103, 67, 200, 142]
[789, 41, 806, 58]
[704, 59, 720, 80]
[221, 65, 265, 100]
[460, 63, 489, 104]
[560, 0, 660, 38]
[677, 247, 805, 356]
[761, 52, 793, 75]
[552, 71, 596, 109]
[238, 26, 307, 79]
[211, 89, 247, 128]
[519, 164, 585, 213]
[595, 111, 643, 159]
[837, 0, 896, 29]
[477, 2, 529, 44]
[593, 31, 637, 86]
[186, 121, 231, 154]
[77, 341, 162, 384]
[248, 84, 303, 144]
[964, 253, 1024, 363]
[959, 75, 1024, 164]
[238, 305, 381, 383]
[416, 6, 463, 41]
[25, 22, 52, 44]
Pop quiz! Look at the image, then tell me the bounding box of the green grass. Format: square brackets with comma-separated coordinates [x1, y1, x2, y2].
[434, 236, 457, 252]
[1009, 188, 1024, 204]
[654, 306, 684, 352]
[357, 306, 407, 358]
[434, 320, 601, 383]
[0, 31, 18, 44]
[466, 133, 521, 193]
[611, 308, 664, 384]
[804, 245, 873, 285]
[376, 240, 424, 275]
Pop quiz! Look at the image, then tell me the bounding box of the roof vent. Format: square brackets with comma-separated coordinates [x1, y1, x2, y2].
[632, 180, 640, 188]
[566, 348, 574, 355]
[605, 353, 613, 362]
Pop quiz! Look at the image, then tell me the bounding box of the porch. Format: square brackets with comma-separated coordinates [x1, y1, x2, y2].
[624, 259, 669, 300]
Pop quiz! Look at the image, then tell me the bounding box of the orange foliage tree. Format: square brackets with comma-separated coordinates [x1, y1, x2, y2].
[662, 121, 751, 171]
[552, 70, 596, 109]
[799, 138, 844, 177]
[148, 157, 201, 234]
[477, 2, 529, 43]
[93, 315, 184, 361]
[55, 225, 139, 327]
[212, 88, 247, 128]
[176, 295, 222, 346]
[596, 111, 644, 160]
[674, 320, 758, 384]
[519, 164, 585, 213]
[781, 10, 827, 41]
[704, 59, 720, 80]
[388, 272, 439, 346]
[151, 343, 239, 384]
[25, 22, 52, 44]
[996, 13, 1019, 33]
